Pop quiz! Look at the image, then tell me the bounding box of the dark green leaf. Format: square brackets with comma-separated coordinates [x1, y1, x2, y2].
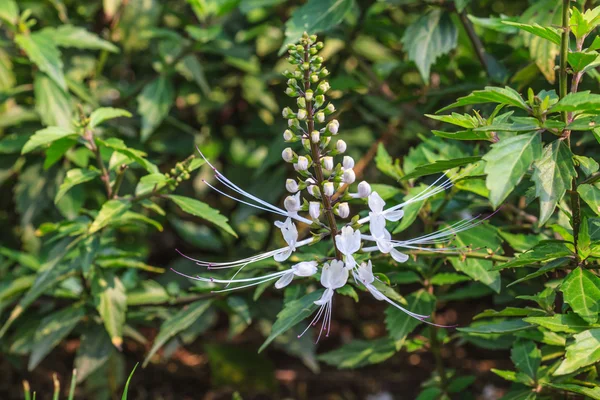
[318, 338, 397, 368]
[402, 157, 481, 180]
[543, 383, 600, 399]
[554, 328, 600, 375]
[166, 195, 236, 237]
[492, 241, 573, 270]
[89, 107, 132, 129]
[15, 33, 65, 90]
[438, 86, 529, 113]
[560, 267, 600, 324]
[511, 340, 541, 380]
[502, 22, 561, 44]
[21, 126, 77, 154]
[137, 76, 175, 142]
[458, 319, 532, 334]
[55, 168, 100, 204]
[524, 314, 597, 333]
[92, 271, 127, 349]
[385, 290, 435, 345]
[551, 91, 600, 113]
[89, 200, 131, 234]
[75, 327, 113, 382]
[578, 184, 600, 215]
[34, 72, 73, 129]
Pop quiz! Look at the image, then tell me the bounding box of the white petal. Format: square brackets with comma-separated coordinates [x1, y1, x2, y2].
[293, 261, 318, 277]
[368, 192, 385, 214]
[314, 287, 334, 305]
[369, 213, 387, 237]
[345, 254, 356, 270]
[274, 248, 292, 262]
[385, 210, 405, 222]
[376, 238, 393, 254]
[391, 248, 409, 263]
[357, 260, 375, 284]
[275, 271, 295, 289]
[328, 260, 349, 289]
[320, 262, 332, 287]
[366, 284, 387, 301]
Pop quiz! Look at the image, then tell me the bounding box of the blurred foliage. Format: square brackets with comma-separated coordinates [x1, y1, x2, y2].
[0, 0, 599, 399]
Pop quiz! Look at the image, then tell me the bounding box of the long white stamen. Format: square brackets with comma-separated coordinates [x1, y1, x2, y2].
[203, 180, 288, 216]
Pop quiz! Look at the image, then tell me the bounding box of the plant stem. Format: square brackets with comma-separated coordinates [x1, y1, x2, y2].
[85, 128, 112, 198]
[458, 11, 491, 78]
[111, 164, 128, 198]
[429, 318, 449, 395]
[303, 44, 342, 260]
[559, 0, 570, 126]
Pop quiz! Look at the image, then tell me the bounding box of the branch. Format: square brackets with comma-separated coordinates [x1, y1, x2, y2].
[458, 11, 491, 77]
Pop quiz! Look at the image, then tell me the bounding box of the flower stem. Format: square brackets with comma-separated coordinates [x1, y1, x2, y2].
[303, 44, 342, 260]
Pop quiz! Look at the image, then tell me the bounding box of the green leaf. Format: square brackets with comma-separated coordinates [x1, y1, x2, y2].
[40, 25, 119, 53]
[318, 338, 397, 369]
[126, 280, 170, 306]
[438, 86, 529, 113]
[143, 300, 212, 366]
[448, 224, 502, 293]
[92, 271, 127, 349]
[44, 138, 77, 170]
[89, 200, 132, 234]
[281, 0, 352, 54]
[569, 6, 600, 40]
[392, 184, 431, 234]
[166, 195, 236, 237]
[492, 241, 573, 270]
[385, 289, 435, 346]
[531, 141, 577, 225]
[430, 273, 471, 286]
[121, 363, 138, 400]
[502, 22, 561, 45]
[15, 33, 66, 90]
[33, 71, 72, 129]
[97, 137, 158, 174]
[568, 51, 600, 73]
[554, 328, 600, 375]
[28, 304, 85, 370]
[574, 155, 599, 177]
[55, 168, 100, 204]
[0, 0, 19, 25]
[89, 107, 132, 129]
[259, 289, 324, 352]
[458, 319, 532, 334]
[401, 9, 457, 84]
[137, 75, 175, 142]
[551, 91, 600, 112]
[523, 314, 597, 333]
[431, 129, 495, 141]
[511, 340, 541, 380]
[578, 184, 600, 215]
[483, 132, 542, 207]
[474, 307, 542, 320]
[375, 143, 402, 181]
[21, 126, 77, 154]
[74, 326, 113, 382]
[543, 383, 600, 400]
[402, 157, 481, 180]
[560, 267, 600, 324]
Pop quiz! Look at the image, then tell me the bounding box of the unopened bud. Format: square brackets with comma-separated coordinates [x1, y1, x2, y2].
[282, 107, 294, 118]
[327, 120, 339, 135]
[297, 109, 307, 120]
[308, 185, 320, 198]
[357, 181, 371, 198]
[318, 81, 330, 94]
[302, 138, 311, 151]
[319, 68, 329, 78]
[315, 111, 325, 123]
[305, 90, 313, 102]
[343, 156, 355, 170]
[311, 74, 319, 83]
[286, 179, 299, 193]
[336, 139, 346, 153]
[342, 169, 356, 184]
[297, 97, 306, 109]
[282, 147, 295, 162]
[309, 202, 321, 219]
[323, 182, 334, 197]
[283, 129, 294, 142]
[296, 156, 309, 170]
[285, 87, 297, 97]
[315, 95, 325, 108]
[284, 194, 301, 213]
[322, 156, 334, 171]
[311, 130, 320, 143]
[337, 202, 350, 218]
[325, 103, 335, 114]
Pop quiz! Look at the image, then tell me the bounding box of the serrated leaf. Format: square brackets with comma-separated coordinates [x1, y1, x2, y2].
[401, 9, 457, 84]
[375, 143, 402, 180]
[259, 289, 323, 352]
[28, 304, 85, 370]
[166, 195, 236, 237]
[126, 280, 170, 306]
[137, 75, 175, 141]
[92, 271, 127, 349]
[385, 289, 435, 346]
[89, 200, 131, 234]
[474, 307, 541, 320]
[143, 300, 212, 366]
[40, 25, 119, 53]
[492, 241, 573, 270]
[560, 267, 600, 324]
[574, 155, 599, 177]
[438, 86, 529, 113]
[55, 168, 100, 204]
[21, 126, 77, 154]
[578, 184, 600, 215]
[568, 51, 600, 73]
[511, 340, 541, 380]
[544, 383, 600, 399]
[280, 0, 352, 54]
[33, 71, 73, 129]
[97, 137, 158, 174]
[318, 337, 397, 369]
[448, 224, 502, 293]
[75, 326, 113, 382]
[402, 156, 481, 180]
[89, 107, 132, 129]
[43, 138, 77, 170]
[551, 91, 600, 112]
[531, 141, 577, 225]
[502, 21, 561, 45]
[554, 328, 600, 375]
[483, 132, 542, 207]
[15, 33, 66, 90]
[570, 7, 600, 40]
[524, 314, 597, 333]
[0, 0, 19, 25]
[458, 319, 532, 334]
[431, 129, 495, 141]
[430, 273, 471, 286]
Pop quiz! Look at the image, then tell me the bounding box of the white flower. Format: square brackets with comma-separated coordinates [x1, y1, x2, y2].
[296, 156, 309, 171]
[323, 156, 334, 171]
[323, 182, 334, 196]
[309, 202, 321, 219]
[273, 217, 298, 261]
[369, 223, 409, 263]
[368, 191, 404, 226]
[297, 109, 307, 120]
[284, 192, 302, 216]
[342, 169, 355, 184]
[318, 81, 330, 93]
[315, 260, 348, 306]
[326, 104, 335, 114]
[327, 120, 339, 135]
[282, 107, 293, 118]
[283, 129, 294, 142]
[342, 156, 354, 170]
[282, 147, 294, 162]
[274, 261, 318, 289]
[316, 111, 325, 123]
[286, 179, 299, 193]
[305, 90, 313, 101]
[337, 202, 349, 218]
[311, 130, 320, 143]
[308, 185, 320, 198]
[357, 181, 371, 198]
[297, 97, 306, 109]
[336, 139, 346, 153]
[335, 226, 361, 269]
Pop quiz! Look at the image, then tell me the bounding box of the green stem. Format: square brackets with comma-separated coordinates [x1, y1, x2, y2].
[111, 164, 128, 199]
[407, 249, 510, 262]
[559, 0, 570, 126]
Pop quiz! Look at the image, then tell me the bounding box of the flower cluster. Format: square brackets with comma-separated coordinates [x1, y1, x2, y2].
[174, 33, 488, 340]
